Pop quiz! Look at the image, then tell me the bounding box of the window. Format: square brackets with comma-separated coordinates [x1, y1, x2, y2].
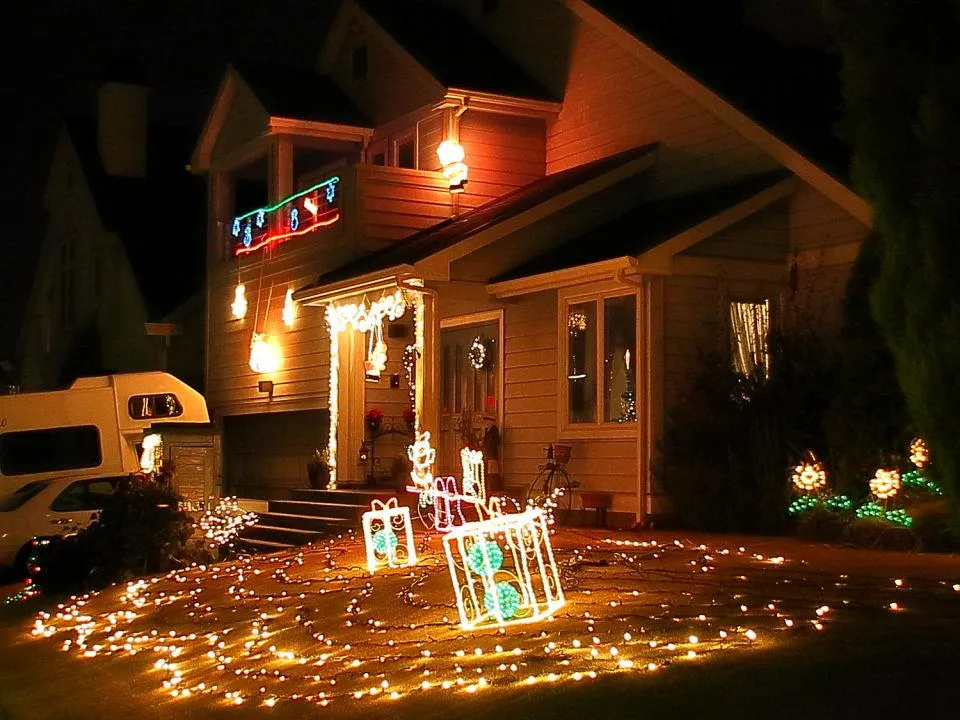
[729, 300, 770, 377]
[352, 44, 368, 80]
[0, 426, 102, 476]
[128, 393, 183, 420]
[396, 139, 416, 169]
[563, 293, 637, 430]
[0, 481, 51, 512]
[50, 478, 118, 513]
[372, 152, 386, 166]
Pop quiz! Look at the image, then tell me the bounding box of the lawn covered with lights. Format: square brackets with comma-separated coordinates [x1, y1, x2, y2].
[2, 530, 959, 719]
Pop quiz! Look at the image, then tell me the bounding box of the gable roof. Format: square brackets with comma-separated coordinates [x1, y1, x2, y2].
[295, 143, 658, 297]
[571, 0, 872, 227]
[492, 170, 792, 284]
[65, 118, 207, 321]
[351, 0, 557, 102]
[231, 60, 370, 127]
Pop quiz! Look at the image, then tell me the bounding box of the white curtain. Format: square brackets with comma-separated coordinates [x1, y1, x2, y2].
[729, 300, 770, 377]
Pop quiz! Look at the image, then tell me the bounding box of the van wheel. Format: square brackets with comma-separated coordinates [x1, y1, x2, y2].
[12, 542, 38, 580]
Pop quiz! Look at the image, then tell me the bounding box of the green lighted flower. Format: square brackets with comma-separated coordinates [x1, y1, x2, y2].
[484, 581, 521, 620]
[373, 528, 398, 556]
[855, 502, 885, 520]
[885, 508, 913, 528]
[824, 495, 853, 513]
[467, 540, 504, 575]
[788, 495, 819, 515]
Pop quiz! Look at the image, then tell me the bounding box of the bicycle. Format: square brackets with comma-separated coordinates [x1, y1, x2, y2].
[525, 444, 579, 526]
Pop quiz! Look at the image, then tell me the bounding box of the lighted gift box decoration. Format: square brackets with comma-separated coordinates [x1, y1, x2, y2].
[406, 431, 489, 531]
[442, 506, 565, 630]
[361, 498, 417, 574]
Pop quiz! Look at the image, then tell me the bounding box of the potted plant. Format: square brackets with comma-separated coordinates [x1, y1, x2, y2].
[307, 448, 330, 489]
[402, 407, 416, 432]
[365, 408, 384, 434]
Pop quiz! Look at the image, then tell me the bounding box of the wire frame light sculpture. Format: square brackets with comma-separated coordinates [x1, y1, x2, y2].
[361, 498, 417, 574]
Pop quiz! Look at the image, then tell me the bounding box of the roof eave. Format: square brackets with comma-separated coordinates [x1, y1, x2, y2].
[488, 257, 637, 298]
[268, 116, 375, 143]
[293, 264, 416, 306]
[441, 89, 562, 119]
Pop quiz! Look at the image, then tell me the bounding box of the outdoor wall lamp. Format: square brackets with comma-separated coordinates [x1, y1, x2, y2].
[257, 380, 274, 396]
[437, 140, 468, 193]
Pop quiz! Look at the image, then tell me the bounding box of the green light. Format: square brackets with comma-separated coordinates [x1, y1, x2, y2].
[483, 581, 521, 620]
[788, 495, 819, 515]
[855, 502, 886, 520]
[824, 494, 854, 513]
[372, 528, 398, 556]
[467, 540, 504, 575]
[885, 508, 913, 528]
[902, 469, 943, 495]
[234, 177, 340, 222]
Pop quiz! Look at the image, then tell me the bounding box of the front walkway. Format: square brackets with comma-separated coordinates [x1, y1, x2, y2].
[1, 530, 958, 719]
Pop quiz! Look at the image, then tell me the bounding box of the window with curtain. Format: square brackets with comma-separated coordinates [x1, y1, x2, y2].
[729, 300, 771, 378]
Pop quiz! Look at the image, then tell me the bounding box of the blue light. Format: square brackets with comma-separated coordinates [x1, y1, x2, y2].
[242, 224, 253, 247]
[231, 218, 241, 237]
[290, 208, 299, 231]
[326, 183, 337, 203]
[255, 210, 266, 228]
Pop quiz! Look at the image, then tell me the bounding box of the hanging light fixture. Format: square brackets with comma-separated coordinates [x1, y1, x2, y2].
[437, 140, 468, 193]
[282, 289, 297, 328]
[249, 332, 281, 374]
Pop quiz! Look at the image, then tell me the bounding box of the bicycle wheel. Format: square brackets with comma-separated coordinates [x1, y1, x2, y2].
[525, 466, 553, 509]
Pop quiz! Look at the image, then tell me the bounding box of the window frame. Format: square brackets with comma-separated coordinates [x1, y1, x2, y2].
[392, 130, 418, 169]
[558, 282, 640, 439]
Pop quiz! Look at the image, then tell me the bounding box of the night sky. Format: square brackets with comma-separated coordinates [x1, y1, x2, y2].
[0, 0, 340, 361]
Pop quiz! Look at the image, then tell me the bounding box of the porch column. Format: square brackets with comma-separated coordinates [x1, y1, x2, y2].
[336, 327, 366, 483]
[418, 292, 441, 443]
[269, 134, 294, 203]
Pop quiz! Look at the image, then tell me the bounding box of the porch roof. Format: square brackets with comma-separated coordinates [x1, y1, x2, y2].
[489, 170, 792, 287]
[232, 60, 371, 127]
[295, 143, 659, 297]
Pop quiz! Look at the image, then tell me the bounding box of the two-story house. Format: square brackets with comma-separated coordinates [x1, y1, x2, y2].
[190, 0, 871, 527]
[20, 66, 207, 392]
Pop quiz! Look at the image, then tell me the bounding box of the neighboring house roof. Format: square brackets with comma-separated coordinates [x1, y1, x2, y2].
[492, 170, 792, 283]
[299, 143, 658, 292]
[65, 117, 206, 321]
[231, 60, 370, 127]
[353, 0, 558, 101]
[585, 0, 848, 182]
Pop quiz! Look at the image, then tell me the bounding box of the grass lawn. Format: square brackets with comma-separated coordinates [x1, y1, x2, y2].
[1, 530, 958, 720]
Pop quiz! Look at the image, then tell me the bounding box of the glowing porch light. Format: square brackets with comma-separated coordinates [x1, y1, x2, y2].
[437, 140, 468, 193]
[249, 332, 281, 374]
[231, 284, 247, 319]
[282, 289, 297, 329]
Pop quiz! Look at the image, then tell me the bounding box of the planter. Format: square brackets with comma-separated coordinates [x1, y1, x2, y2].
[308, 466, 330, 489]
[366, 419, 382, 434]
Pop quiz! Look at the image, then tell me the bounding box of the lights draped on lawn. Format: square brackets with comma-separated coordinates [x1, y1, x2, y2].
[361, 498, 417, 574]
[24, 531, 956, 710]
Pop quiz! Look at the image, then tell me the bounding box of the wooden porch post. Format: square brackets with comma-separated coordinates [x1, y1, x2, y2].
[336, 327, 366, 484]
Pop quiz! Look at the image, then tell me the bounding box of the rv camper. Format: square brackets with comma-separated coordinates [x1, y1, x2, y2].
[0, 372, 210, 494]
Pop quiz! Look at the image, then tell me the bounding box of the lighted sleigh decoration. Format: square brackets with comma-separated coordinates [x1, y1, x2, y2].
[406, 431, 489, 532]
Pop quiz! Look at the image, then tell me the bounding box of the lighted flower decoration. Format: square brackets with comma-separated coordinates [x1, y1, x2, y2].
[790, 451, 827, 494]
[909, 437, 929, 469]
[869, 468, 901, 500]
[568, 310, 587, 333]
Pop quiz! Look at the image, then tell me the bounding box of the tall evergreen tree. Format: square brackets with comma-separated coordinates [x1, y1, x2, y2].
[826, 0, 960, 518]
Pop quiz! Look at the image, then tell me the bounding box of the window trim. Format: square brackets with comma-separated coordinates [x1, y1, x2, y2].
[727, 296, 774, 378]
[392, 130, 418, 169]
[558, 282, 640, 439]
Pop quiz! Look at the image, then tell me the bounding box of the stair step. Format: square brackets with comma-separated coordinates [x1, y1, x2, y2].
[289, 488, 399, 506]
[242, 524, 326, 547]
[269, 500, 370, 521]
[236, 538, 293, 552]
[258, 510, 357, 530]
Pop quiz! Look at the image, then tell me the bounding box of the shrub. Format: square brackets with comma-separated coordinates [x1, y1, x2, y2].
[30, 476, 193, 594]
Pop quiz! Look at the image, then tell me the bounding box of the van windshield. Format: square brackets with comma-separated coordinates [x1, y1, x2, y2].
[0, 480, 51, 512]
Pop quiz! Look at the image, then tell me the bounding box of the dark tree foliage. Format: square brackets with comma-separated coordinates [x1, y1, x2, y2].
[30, 476, 193, 594]
[826, 0, 960, 519]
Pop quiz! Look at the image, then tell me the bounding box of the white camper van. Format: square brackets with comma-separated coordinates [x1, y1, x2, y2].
[0, 372, 210, 495]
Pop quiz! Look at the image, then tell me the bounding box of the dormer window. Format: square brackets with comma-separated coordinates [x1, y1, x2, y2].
[352, 44, 368, 81]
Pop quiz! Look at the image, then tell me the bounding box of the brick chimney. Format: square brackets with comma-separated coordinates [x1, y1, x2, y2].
[97, 62, 150, 178]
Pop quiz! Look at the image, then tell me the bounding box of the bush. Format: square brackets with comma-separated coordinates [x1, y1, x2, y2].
[795, 506, 850, 542]
[658, 330, 834, 534]
[30, 476, 193, 594]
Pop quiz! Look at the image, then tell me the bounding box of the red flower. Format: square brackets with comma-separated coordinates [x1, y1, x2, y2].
[365, 408, 384, 422]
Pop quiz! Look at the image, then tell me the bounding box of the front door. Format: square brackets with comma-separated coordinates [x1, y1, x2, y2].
[438, 315, 501, 475]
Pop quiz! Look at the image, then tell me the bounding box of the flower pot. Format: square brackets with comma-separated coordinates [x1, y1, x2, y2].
[308, 465, 329, 489]
[366, 419, 381, 434]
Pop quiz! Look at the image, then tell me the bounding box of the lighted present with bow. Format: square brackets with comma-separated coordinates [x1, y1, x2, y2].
[442, 506, 565, 630]
[361, 498, 417, 574]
